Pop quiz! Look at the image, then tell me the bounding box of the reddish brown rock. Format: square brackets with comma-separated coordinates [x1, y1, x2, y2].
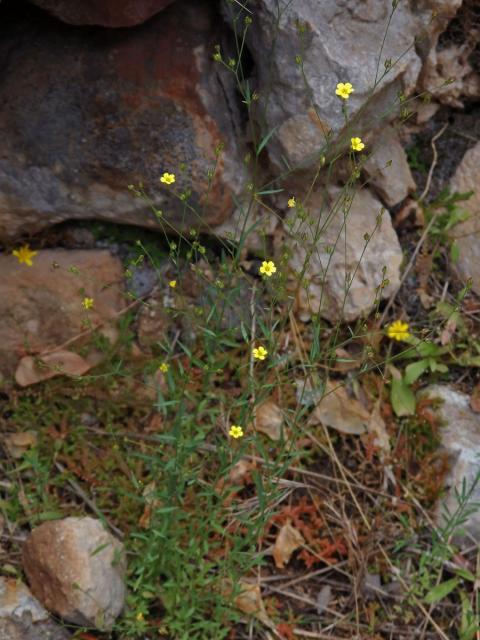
[0, 0, 245, 239]
[22, 517, 126, 630]
[0, 250, 124, 382]
[30, 0, 175, 27]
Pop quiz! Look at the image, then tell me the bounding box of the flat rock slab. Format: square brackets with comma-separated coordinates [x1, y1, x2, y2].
[22, 517, 126, 629]
[0, 249, 124, 382]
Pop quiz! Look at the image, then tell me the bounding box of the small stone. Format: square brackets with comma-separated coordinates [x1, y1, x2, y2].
[0, 577, 70, 640]
[363, 128, 416, 207]
[0, 577, 48, 623]
[424, 385, 480, 543]
[22, 517, 126, 630]
[286, 187, 402, 322]
[449, 142, 480, 295]
[0, 618, 70, 640]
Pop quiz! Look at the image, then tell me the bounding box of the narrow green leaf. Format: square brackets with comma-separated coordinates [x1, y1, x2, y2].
[454, 567, 476, 583]
[256, 126, 278, 156]
[390, 376, 416, 417]
[255, 188, 284, 196]
[404, 359, 429, 385]
[450, 240, 460, 263]
[424, 578, 460, 604]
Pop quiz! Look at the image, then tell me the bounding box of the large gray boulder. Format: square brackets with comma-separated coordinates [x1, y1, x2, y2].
[30, 0, 176, 27]
[226, 0, 425, 170]
[0, 0, 246, 239]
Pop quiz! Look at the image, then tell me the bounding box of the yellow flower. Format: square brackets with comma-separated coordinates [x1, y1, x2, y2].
[336, 82, 354, 100]
[229, 425, 244, 439]
[351, 137, 365, 152]
[160, 172, 176, 185]
[252, 345, 268, 360]
[259, 260, 277, 277]
[82, 297, 94, 310]
[159, 362, 170, 372]
[12, 244, 37, 266]
[288, 196, 296, 208]
[136, 612, 144, 622]
[169, 280, 177, 288]
[386, 320, 411, 342]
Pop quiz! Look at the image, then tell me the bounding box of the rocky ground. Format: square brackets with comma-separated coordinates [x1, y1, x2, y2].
[1, 0, 480, 639]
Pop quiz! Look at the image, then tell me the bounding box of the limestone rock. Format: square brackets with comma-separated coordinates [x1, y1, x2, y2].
[424, 385, 480, 542]
[0, 618, 70, 640]
[22, 517, 126, 629]
[0, 577, 69, 640]
[0, 249, 124, 382]
[449, 142, 480, 294]
[30, 0, 175, 27]
[226, 0, 424, 170]
[363, 128, 416, 207]
[418, 0, 480, 107]
[0, 0, 246, 239]
[0, 577, 48, 622]
[286, 187, 402, 322]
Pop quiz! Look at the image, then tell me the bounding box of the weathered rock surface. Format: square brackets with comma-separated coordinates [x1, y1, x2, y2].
[286, 187, 402, 322]
[0, 0, 245, 239]
[22, 517, 126, 629]
[228, 0, 424, 170]
[0, 577, 70, 640]
[424, 385, 480, 542]
[0, 577, 48, 622]
[449, 142, 480, 294]
[363, 128, 416, 207]
[0, 250, 124, 382]
[418, 0, 480, 107]
[0, 618, 70, 640]
[30, 0, 175, 27]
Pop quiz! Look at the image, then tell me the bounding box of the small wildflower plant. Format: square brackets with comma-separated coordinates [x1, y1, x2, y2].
[15, 5, 474, 640]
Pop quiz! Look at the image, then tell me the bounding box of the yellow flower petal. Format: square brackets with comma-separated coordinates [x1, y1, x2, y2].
[259, 260, 277, 277]
[252, 346, 268, 360]
[229, 425, 244, 439]
[160, 172, 176, 185]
